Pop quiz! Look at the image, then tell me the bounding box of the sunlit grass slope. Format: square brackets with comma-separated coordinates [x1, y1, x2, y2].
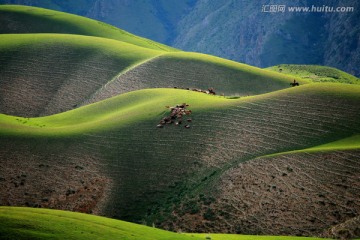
[309, 135, 360, 151]
[1, 83, 359, 142]
[0, 33, 162, 117]
[267, 134, 360, 157]
[0, 88, 228, 137]
[0, 5, 177, 51]
[0, 207, 329, 240]
[266, 64, 360, 84]
[0, 206, 201, 240]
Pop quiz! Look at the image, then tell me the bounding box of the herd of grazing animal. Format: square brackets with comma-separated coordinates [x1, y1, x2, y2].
[174, 87, 216, 95]
[157, 103, 192, 129]
[157, 80, 298, 129]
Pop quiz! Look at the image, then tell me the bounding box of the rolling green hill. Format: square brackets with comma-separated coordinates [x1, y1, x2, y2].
[0, 207, 329, 240]
[266, 64, 360, 84]
[86, 52, 308, 105]
[0, 33, 162, 117]
[1, 4, 360, 239]
[0, 8, 308, 118]
[0, 207, 201, 240]
[1, 84, 359, 237]
[0, 4, 176, 52]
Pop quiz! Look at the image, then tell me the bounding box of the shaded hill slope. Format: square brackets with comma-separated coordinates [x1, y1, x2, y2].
[0, 4, 176, 51]
[0, 34, 307, 118]
[192, 149, 360, 237]
[266, 64, 360, 84]
[0, 33, 162, 117]
[84, 52, 306, 106]
[1, 84, 359, 236]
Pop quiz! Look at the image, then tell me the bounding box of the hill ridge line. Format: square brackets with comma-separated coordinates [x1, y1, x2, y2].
[80, 54, 165, 107]
[0, 5, 178, 52]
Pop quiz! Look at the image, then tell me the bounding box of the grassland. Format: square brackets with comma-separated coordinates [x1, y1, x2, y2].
[88, 52, 308, 105]
[0, 207, 331, 240]
[0, 207, 202, 240]
[266, 64, 360, 84]
[0, 33, 162, 117]
[1, 4, 360, 239]
[1, 84, 359, 237]
[0, 27, 307, 118]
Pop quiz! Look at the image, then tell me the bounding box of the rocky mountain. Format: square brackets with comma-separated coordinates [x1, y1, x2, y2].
[173, 0, 360, 76]
[0, 0, 358, 76]
[0, 0, 196, 44]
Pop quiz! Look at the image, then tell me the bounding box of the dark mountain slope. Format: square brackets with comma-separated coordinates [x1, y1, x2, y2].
[173, 0, 360, 76]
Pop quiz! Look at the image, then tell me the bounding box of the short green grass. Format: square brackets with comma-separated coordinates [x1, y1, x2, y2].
[0, 207, 202, 240]
[0, 207, 330, 240]
[309, 135, 360, 151]
[264, 134, 360, 159]
[266, 64, 360, 84]
[0, 33, 162, 58]
[0, 4, 177, 52]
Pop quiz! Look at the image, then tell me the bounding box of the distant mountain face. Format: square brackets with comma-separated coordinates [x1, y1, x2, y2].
[0, 0, 359, 76]
[173, 0, 360, 77]
[0, 0, 196, 44]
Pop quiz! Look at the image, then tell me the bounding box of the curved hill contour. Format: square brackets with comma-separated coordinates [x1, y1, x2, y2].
[84, 52, 307, 106]
[1, 84, 359, 237]
[0, 207, 202, 240]
[266, 64, 360, 85]
[0, 33, 162, 117]
[0, 4, 176, 52]
[0, 207, 327, 240]
[0, 35, 307, 118]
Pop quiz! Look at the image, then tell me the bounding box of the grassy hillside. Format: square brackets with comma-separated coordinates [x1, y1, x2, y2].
[0, 207, 329, 240]
[0, 5, 310, 118]
[1, 4, 359, 239]
[266, 64, 360, 84]
[0, 207, 201, 240]
[0, 33, 162, 117]
[205, 148, 360, 238]
[0, 5, 176, 52]
[0, 28, 309, 118]
[86, 52, 308, 105]
[1, 84, 359, 236]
